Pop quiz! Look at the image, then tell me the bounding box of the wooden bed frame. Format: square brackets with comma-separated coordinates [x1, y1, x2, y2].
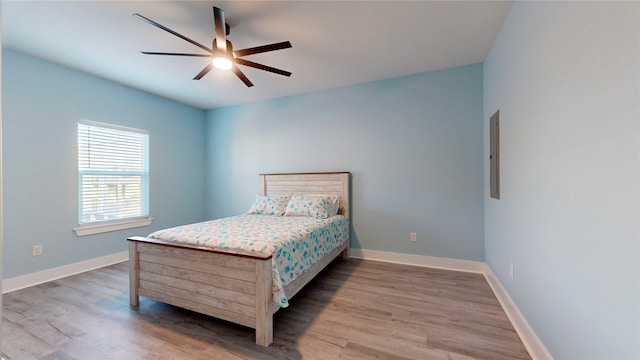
[127, 172, 350, 346]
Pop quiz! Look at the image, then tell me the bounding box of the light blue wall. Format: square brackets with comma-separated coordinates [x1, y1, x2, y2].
[483, 2, 639, 358]
[206, 64, 484, 261]
[2, 49, 207, 278]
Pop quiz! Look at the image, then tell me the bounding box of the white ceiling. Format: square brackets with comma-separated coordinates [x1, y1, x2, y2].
[2, 1, 511, 110]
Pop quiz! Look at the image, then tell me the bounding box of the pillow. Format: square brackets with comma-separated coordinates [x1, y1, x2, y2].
[283, 194, 339, 218]
[247, 195, 290, 215]
[304, 194, 340, 216]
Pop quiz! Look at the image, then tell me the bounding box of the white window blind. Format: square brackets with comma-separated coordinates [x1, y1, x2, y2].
[78, 120, 149, 226]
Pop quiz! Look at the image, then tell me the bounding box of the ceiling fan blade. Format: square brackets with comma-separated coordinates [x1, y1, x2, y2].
[134, 13, 213, 54]
[233, 41, 292, 57]
[213, 7, 227, 52]
[235, 58, 292, 77]
[193, 63, 214, 80]
[232, 65, 254, 87]
[141, 52, 212, 57]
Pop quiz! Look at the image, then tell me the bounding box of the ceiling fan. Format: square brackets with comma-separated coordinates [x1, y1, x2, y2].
[134, 6, 292, 87]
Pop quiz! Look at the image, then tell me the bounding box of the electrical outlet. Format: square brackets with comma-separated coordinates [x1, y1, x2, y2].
[410, 232, 417, 242]
[33, 245, 43, 257]
[509, 263, 515, 279]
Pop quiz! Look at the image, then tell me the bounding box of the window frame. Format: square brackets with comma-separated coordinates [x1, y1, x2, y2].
[73, 120, 152, 236]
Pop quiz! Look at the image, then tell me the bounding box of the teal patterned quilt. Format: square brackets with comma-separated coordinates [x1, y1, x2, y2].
[147, 214, 349, 307]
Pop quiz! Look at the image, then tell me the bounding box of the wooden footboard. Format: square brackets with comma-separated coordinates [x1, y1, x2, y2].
[128, 237, 275, 345]
[129, 236, 348, 346]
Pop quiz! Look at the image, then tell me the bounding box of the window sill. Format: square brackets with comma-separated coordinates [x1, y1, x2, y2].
[74, 217, 153, 237]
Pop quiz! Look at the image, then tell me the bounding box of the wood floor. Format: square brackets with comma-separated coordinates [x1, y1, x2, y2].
[2, 259, 530, 360]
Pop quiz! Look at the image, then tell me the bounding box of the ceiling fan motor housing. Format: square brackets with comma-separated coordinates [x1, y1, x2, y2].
[213, 39, 234, 54]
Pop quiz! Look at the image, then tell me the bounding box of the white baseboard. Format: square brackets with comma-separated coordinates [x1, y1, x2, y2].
[350, 248, 485, 273]
[483, 264, 553, 360]
[2, 251, 129, 294]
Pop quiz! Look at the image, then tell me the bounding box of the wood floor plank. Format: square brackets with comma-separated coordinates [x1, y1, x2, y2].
[2, 259, 530, 359]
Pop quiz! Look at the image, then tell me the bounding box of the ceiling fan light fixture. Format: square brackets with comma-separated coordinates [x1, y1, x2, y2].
[135, 6, 291, 86]
[213, 53, 233, 70]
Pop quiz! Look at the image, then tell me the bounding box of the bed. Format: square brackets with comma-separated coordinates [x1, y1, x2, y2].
[127, 172, 350, 346]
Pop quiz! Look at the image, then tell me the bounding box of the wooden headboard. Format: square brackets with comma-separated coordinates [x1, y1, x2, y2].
[259, 172, 350, 219]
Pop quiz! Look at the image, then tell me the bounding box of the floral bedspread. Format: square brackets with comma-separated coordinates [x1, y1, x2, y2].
[147, 214, 349, 307]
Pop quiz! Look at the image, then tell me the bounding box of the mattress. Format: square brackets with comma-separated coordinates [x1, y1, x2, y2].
[147, 214, 349, 307]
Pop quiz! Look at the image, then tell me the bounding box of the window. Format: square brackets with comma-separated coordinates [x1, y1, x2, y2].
[74, 120, 151, 236]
